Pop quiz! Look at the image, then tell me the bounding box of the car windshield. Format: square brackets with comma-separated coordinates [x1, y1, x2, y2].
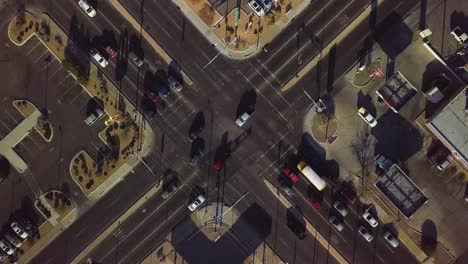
[387, 234, 394, 240]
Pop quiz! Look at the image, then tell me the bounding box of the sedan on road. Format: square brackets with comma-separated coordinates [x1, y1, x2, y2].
[161, 184, 178, 200]
[188, 195, 205, 212]
[78, 0, 96, 17]
[357, 107, 377, 127]
[357, 226, 373, 242]
[89, 48, 108, 68]
[362, 211, 378, 228]
[383, 231, 399, 247]
[333, 201, 348, 217]
[329, 216, 344, 232]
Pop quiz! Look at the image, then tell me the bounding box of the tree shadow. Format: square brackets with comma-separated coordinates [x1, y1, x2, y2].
[326, 45, 337, 94]
[168, 60, 184, 85]
[356, 90, 377, 116]
[297, 132, 326, 166]
[0, 156, 11, 182]
[85, 97, 103, 116]
[214, 131, 230, 163]
[419, 0, 427, 31]
[190, 138, 205, 158]
[116, 27, 128, 82]
[421, 219, 438, 255]
[188, 112, 205, 139]
[236, 89, 257, 118]
[65, 14, 91, 82]
[449, 11, 468, 32]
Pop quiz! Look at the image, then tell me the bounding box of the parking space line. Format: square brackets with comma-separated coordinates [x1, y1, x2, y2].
[32, 49, 50, 64]
[257, 144, 295, 178]
[5, 110, 21, 125]
[25, 40, 42, 55]
[238, 70, 288, 122]
[48, 65, 65, 80]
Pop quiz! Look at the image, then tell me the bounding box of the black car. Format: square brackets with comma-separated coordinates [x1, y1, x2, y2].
[190, 149, 204, 166]
[288, 222, 306, 240]
[188, 126, 203, 142]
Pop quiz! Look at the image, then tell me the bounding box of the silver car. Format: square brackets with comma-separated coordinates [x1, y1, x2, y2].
[383, 231, 399, 247]
[11, 222, 29, 239]
[357, 226, 373, 242]
[362, 211, 378, 228]
[188, 195, 205, 212]
[168, 76, 183, 92]
[161, 185, 178, 200]
[333, 201, 348, 217]
[89, 48, 108, 68]
[236, 112, 251, 127]
[329, 216, 344, 232]
[78, 0, 96, 17]
[0, 239, 14, 255]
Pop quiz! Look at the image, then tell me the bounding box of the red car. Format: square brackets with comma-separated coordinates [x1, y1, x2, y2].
[144, 89, 159, 103]
[104, 46, 118, 58]
[340, 188, 357, 205]
[307, 196, 323, 210]
[283, 167, 299, 183]
[214, 153, 230, 171]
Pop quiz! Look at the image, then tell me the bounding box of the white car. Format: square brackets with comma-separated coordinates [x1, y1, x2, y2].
[78, 0, 97, 17]
[236, 111, 253, 127]
[258, 0, 273, 11]
[4, 233, 22, 248]
[362, 211, 378, 228]
[357, 107, 377, 127]
[357, 226, 373, 242]
[248, 0, 265, 17]
[0, 239, 14, 255]
[383, 231, 399, 247]
[333, 201, 348, 217]
[188, 195, 205, 212]
[329, 216, 344, 232]
[11, 222, 29, 239]
[90, 49, 108, 68]
[450, 27, 468, 44]
[168, 75, 183, 92]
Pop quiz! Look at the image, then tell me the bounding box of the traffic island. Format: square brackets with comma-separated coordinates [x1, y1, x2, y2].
[353, 59, 383, 87]
[311, 112, 338, 143]
[191, 203, 239, 242]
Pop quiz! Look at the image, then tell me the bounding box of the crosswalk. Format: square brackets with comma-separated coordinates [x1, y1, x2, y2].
[22, 169, 43, 199]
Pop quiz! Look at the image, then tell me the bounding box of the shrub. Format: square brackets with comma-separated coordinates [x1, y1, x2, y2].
[78, 176, 83, 182]
[17, 36, 22, 42]
[66, 200, 72, 206]
[85, 184, 90, 189]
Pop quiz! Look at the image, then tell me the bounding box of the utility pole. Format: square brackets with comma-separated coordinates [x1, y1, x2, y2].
[204, 37, 238, 69]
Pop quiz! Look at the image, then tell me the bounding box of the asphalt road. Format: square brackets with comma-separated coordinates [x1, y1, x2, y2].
[28, 0, 423, 263]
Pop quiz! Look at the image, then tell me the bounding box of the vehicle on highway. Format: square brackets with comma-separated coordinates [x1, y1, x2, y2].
[188, 195, 205, 212]
[190, 149, 203, 167]
[248, 0, 265, 17]
[383, 231, 399, 247]
[357, 107, 377, 127]
[329, 216, 344, 232]
[278, 177, 294, 196]
[89, 48, 108, 68]
[283, 167, 299, 183]
[162, 184, 178, 200]
[144, 88, 159, 103]
[340, 187, 357, 205]
[159, 85, 170, 97]
[362, 211, 378, 227]
[188, 126, 203, 142]
[296, 161, 327, 191]
[357, 226, 373, 242]
[168, 75, 183, 92]
[333, 201, 348, 217]
[11, 222, 29, 239]
[104, 46, 117, 58]
[214, 153, 230, 171]
[78, 0, 96, 17]
[4, 233, 22, 248]
[451, 27, 468, 46]
[85, 107, 104, 126]
[129, 52, 144, 67]
[258, 0, 273, 11]
[307, 196, 323, 210]
[0, 239, 14, 255]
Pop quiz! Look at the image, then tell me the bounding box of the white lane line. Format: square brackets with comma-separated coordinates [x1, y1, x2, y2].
[25, 40, 42, 55]
[257, 144, 295, 178]
[273, 0, 358, 75]
[48, 65, 64, 80]
[238, 70, 288, 122]
[265, 0, 337, 63]
[247, 62, 290, 106]
[32, 49, 50, 64]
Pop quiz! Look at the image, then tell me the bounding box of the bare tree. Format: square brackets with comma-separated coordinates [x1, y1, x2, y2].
[351, 128, 375, 193]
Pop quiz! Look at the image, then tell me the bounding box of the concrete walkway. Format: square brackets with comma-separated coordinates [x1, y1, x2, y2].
[0, 109, 41, 173]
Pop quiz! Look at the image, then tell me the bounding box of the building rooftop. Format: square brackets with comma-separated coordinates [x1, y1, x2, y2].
[428, 88, 468, 164]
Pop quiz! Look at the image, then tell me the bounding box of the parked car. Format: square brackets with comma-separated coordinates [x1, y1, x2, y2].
[287, 222, 305, 240]
[129, 52, 144, 67]
[141, 97, 157, 120]
[144, 88, 159, 103]
[78, 0, 96, 17]
[11, 222, 29, 239]
[188, 126, 203, 142]
[0, 252, 6, 261]
[333, 201, 348, 217]
[190, 149, 203, 167]
[436, 155, 453, 171]
[84, 107, 104, 126]
[357, 226, 373, 242]
[188, 195, 205, 212]
[214, 153, 230, 171]
[248, 0, 265, 17]
[329, 216, 344, 232]
[340, 188, 357, 205]
[451, 27, 468, 45]
[89, 48, 108, 68]
[4, 233, 22, 248]
[168, 75, 183, 92]
[159, 85, 170, 97]
[162, 184, 178, 200]
[258, 0, 273, 11]
[283, 167, 299, 183]
[278, 177, 294, 196]
[383, 231, 399, 247]
[307, 196, 323, 210]
[104, 46, 117, 58]
[357, 107, 377, 127]
[236, 112, 252, 127]
[0, 239, 14, 255]
[362, 211, 378, 228]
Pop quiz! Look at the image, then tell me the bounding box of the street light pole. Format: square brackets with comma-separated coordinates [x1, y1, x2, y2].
[204, 37, 238, 69]
[302, 89, 327, 113]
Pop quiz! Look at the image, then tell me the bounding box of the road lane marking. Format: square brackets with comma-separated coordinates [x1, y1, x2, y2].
[247, 62, 290, 107]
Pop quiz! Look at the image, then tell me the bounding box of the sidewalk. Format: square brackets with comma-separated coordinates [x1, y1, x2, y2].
[172, 0, 310, 59]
